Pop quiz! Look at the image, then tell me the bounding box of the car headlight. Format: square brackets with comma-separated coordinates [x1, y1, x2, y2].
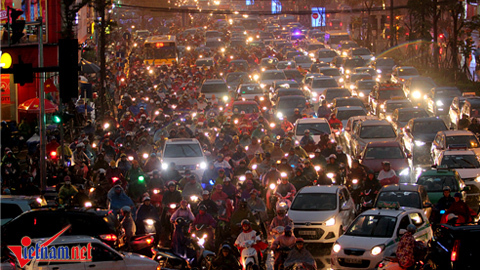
[359, 92, 365, 97]
[162, 163, 169, 170]
[312, 92, 318, 97]
[476, 176, 480, 182]
[371, 245, 384, 256]
[339, 78, 344, 83]
[253, 74, 259, 80]
[371, 56, 376, 61]
[386, 115, 392, 122]
[325, 217, 335, 226]
[276, 112, 283, 119]
[376, 69, 382, 74]
[380, 104, 385, 109]
[333, 243, 341, 253]
[260, 83, 266, 88]
[199, 162, 207, 169]
[414, 140, 426, 147]
[399, 168, 410, 176]
[412, 91, 421, 99]
[223, 95, 229, 101]
[345, 70, 350, 74]
[436, 100, 444, 106]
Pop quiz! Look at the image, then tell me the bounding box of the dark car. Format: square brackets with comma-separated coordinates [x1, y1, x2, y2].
[402, 117, 448, 164]
[275, 95, 306, 122]
[426, 87, 462, 116]
[428, 223, 480, 270]
[1, 209, 120, 247]
[371, 57, 395, 82]
[374, 184, 432, 218]
[403, 76, 437, 106]
[283, 69, 304, 83]
[391, 107, 429, 133]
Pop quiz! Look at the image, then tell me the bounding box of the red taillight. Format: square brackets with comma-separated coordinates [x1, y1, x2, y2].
[112, 177, 119, 183]
[340, 22, 343, 27]
[451, 240, 460, 261]
[51, 151, 57, 158]
[100, 234, 117, 242]
[146, 237, 153, 245]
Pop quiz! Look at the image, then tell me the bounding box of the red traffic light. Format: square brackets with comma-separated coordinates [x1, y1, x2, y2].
[51, 151, 57, 158]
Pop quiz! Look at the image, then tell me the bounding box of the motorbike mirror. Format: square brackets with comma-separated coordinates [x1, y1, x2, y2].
[399, 229, 407, 235]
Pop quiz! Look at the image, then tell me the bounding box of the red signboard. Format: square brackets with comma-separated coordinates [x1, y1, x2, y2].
[312, 13, 319, 19]
[1, 74, 11, 104]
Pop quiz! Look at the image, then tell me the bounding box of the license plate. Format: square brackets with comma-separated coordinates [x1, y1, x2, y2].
[298, 230, 316, 236]
[344, 258, 362, 264]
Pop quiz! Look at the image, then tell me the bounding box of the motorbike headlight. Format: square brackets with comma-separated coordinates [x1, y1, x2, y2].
[190, 195, 198, 202]
[89, 187, 95, 193]
[239, 176, 246, 181]
[314, 166, 321, 171]
[104, 123, 110, 129]
[260, 83, 267, 88]
[145, 219, 155, 226]
[371, 245, 384, 256]
[260, 97, 265, 101]
[84, 202, 92, 208]
[412, 91, 421, 99]
[252, 164, 257, 170]
[399, 168, 410, 176]
[339, 78, 344, 83]
[327, 173, 335, 179]
[352, 179, 358, 184]
[386, 115, 392, 122]
[325, 217, 335, 226]
[345, 70, 351, 74]
[380, 104, 385, 109]
[169, 204, 177, 209]
[333, 243, 341, 253]
[128, 156, 134, 161]
[199, 162, 207, 169]
[253, 74, 259, 80]
[143, 153, 149, 159]
[359, 92, 365, 97]
[153, 189, 160, 194]
[414, 140, 426, 147]
[280, 172, 287, 178]
[162, 163, 169, 170]
[223, 96, 229, 101]
[276, 112, 283, 119]
[309, 154, 315, 158]
[436, 100, 444, 106]
[270, 183, 276, 190]
[376, 69, 382, 74]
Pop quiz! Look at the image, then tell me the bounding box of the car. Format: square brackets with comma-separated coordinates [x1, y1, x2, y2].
[331, 55, 348, 69]
[390, 107, 429, 133]
[351, 79, 376, 104]
[225, 72, 249, 90]
[284, 50, 303, 60]
[334, 106, 368, 130]
[331, 205, 433, 269]
[346, 73, 372, 91]
[343, 115, 378, 155]
[271, 80, 301, 93]
[293, 55, 313, 69]
[24, 236, 158, 270]
[306, 77, 339, 102]
[275, 95, 306, 122]
[1, 195, 47, 225]
[425, 86, 462, 116]
[350, 119, 398, 157]
[390, 66, 420, 84]
[336, 40, 359, 56]
[402, 117, 447, 164]
[374, 184, 431, 218]
[258, 70, 287, 90]
[227, 59, 249, 71]
[371, 57, 395, 82]
[378, 98, 413, 121]
[302, 73, 325, 85]
[427, 223, 480, 270]
[431, 130, 480, 163]
[288, 185, 356, 244]
[236, 83, 264, 101]
[305, 42, 325, 53]
[358, 141, 411, 182]
[259, 57, 279, 71]
[294, 118, 333, 144]
[459, 95, 480, 123]
[272, 88, 306, 103]
[341, 57, 367, 75]
[161, 138, 208, 179]
[1, 209, 120, 247]
[321, 88, 352, 106]
[332, 97, 366, 110]
[353, 67, 377, 78]
[313, 48, 338, 63]
[276, 60, 297, 70]
[348, 47, 375, 62]
[434, 149, 480, 213]
[310, 62, 331, 73]
[448, 94, 479, 129]
[283, 69, 303, 83]
[199, 79, 229, 101]
[416, 168, 467, 204]
[368, 83, 405, 116]
[319, 67, 344, 85]
[195, 57, 215, 67]
[402, 76, 437, 106]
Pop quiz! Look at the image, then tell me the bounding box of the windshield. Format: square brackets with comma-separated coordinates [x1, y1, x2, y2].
[294, 56, 312, 63]
[239, 85, 263, 94]
[261, 58, 278, 65]
[226, 73, 247, 83]
[290, 193, 337, 211]
[336, 110, 366, 120]
[233, 104, 259, 114]
[145, 46, 176, 59]
[378, 89, 405, 100]
[386, 102, 412, 113]
[261, 71, 287, 80]
[357, 81, 376, 90]
[376, 58, 395, 66]
[335, 99, 364, 108]
[206, 41, 224, 48]
[365, 146, 404, 159]
[440, 155, 480, 169]
[312, 79, 338, 88]
[164, 143, 203, 158]
[398, 68, 419, 76]
[277, 62, 297, 69]
[201, 83, 228, 93]
[360, 125, 396, 139]
[278, 90, 304, 97]
[206, 31, 221, 38]
[352, 48, 371, 55]
[446, 135, 479, 148]
[196, 59, 214, 66]
[344, 59, 366, 68]
[325, 89, 351, 101]
[284, 70, 302, 79]
[434, 89, 461, 98]
[308, 44, 325, 51]
[350, 74, 371, 83]
[276, 82, 300, 89]
[278, 98, 306, 109]
[320, 69, 341, 76]
[412, 80, 435, 90]
[346, 215, 397, 238]
[296, 123, 331, 135]
[417, 175, 460, 192]
[377, 191, 421, 208]
[398, 110, 428, 122]
[318, 51, 337, 58]
[412, 121, 447, 134]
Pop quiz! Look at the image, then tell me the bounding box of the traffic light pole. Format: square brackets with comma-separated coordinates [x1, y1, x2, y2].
[38, 18, 47, 191]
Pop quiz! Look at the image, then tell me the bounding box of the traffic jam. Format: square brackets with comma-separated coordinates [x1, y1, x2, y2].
[2, 4, 480, 270]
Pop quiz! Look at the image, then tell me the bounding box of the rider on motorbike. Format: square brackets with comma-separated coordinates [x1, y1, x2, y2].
[271, 226, 296, 270]
[231, 199, 257, 236]
[284, 238, 316, 270]
[234, 219, 268, 265]
[362, 170, 381, 195]
[135, 196, 159, 234]
[199, 190, 219, 217]
[170, 200, 195, 223]
[445, 192, 475, 223]
[269, 204, 294, 231]
[212, 244, 242, 270]
[120, 206, 136, 250]
[162, 181, 182, 207]
[396, 224, 416, 270]
[432, 186, 455, 222]
[328, 113, 342, 130]
[247, 189, 267, 222]
[192, 205, 217, 250]
[377, 161, 399, 186]
[58, 176, 78, 205]
[274, 177, 296, 202]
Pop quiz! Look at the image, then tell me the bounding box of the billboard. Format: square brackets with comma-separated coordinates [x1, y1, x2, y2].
[311, 7, 326, 27]
[272, 0, 281, 15]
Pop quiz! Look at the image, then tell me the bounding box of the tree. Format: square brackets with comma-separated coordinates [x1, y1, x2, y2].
[61, 0, 92, 39]
[345, 0, 383, 50]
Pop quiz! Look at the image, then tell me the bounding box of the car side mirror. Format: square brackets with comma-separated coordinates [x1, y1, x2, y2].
[399, 229, 407, 235]
[423, 202, 432, 208]
[463, 186, 471, 191]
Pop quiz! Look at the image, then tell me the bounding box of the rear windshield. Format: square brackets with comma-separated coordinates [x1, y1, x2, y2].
[164, 143, 203, 158]
[336, 109, 367, 120]
[377, 191, 421, 208]
[312, 79, 338, 88]
[296, 123, 331, 135]
[417, 175, 460, 192]
[378, 89, 405, 100]
[325, 89, 351, 101]
[360, 125, 396, 138]
[201, 83, 228, 93]
[233, 104, 260, 114]
[320, 69, 341, 77]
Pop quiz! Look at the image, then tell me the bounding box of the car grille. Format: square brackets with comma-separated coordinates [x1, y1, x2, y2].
[344, 248, 366, 256]
[337, 258, 370, 268]
[293, 228, 324, 240]
[176, 164, 197, 171]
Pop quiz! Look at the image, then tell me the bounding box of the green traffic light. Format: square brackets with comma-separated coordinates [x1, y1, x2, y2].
[138, 175, 145, 182]
[53, 115, 61, 123]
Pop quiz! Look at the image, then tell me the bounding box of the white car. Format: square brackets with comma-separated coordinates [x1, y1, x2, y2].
[294, 118, 334, 145]
[304, 77, 339, 103]
[390, 66, 420, 84]
[161, 138, 207, 179]
[24, 236, 158, 270]
[434, 149, 480, 213]
[288, 186, 356, 244]
[331, 206, 433, 270]
[1, 195, 47, 225]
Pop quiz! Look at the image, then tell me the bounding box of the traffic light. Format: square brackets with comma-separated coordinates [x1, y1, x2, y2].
[59, 39, 79, 103]
[53, 114, 62, 124]
[10, 9, 25, 45]
[138, 175, 145, 182]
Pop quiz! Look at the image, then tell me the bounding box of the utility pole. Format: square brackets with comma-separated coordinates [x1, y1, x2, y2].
[38, 17, 46, 191]
[390, 0, 394, 47]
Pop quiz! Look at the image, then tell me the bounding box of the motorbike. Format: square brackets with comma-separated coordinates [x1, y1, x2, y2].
[359, 189, 375, 213]
[377, 256, 427, 270]
[346, 178, 362, 205]
[270, 226, 285, 240]
[239, 239, 261, 270]
[160, 202, 179, 244]
[275, 192, 293, 211]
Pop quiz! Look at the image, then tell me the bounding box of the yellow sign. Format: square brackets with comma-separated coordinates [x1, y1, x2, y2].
[0, 52, 12, 69]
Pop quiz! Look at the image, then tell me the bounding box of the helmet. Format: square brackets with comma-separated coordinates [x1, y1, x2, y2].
[241, 219, 250, 226]
[198, 205, 207, 211]
[221, 244, 231, 251]
[240, 198, 248, 207]
[142, 196, 151, 202]
[284, 225, 292, 232]
[406, 224, 417, 233]
[454, 192, 462, 198]
[121, 206, 131, 213]
[175, 217, 187, 226]
[367, 170, 375, 175]
[295, 238, 305, 243]
[167, 181, 176, 187]
[443, 186, 451, 191]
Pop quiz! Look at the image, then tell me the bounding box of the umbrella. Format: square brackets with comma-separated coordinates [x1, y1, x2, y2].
[18, 98, 58, 113]
[79, 59, 101, 74]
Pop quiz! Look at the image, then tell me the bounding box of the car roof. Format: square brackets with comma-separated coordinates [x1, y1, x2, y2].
[233, 101, 258, 105]
[196, 57, 214, 61]
[360, 119, 391, 126]
[334, 97, 363, 101]
[348, 115, 378, 121]
[1, 195, 43, 201]
[412, 117, 444, 122]
[437, 130, 475, 136]
[335, 106, 365, 111]
[396, 107, 426, 112]
[295, 118, 329, 124]
[441, 149, 476, 155]
[419, 169, 456, 176]
[278, 95, 305, 100]
[238, 83, 260, 87]
[361, 208, 412, 217]
[385, 99, 410, 104]
[297, 185, 340, 194]
[379, 184, 421, 192]
[165, 138, 200, 144]
[203, 79, 225, 84]
[366, 141, 402, 147]
[32, 235, 103, 245]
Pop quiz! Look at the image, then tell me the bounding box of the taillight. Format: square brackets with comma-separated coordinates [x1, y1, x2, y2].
[100, 234, 117, 242]
[340, 22, 343, 27]
[51, 151, 57, 158]
[451, 239, 460, 261]
[112, 177, 119, 183]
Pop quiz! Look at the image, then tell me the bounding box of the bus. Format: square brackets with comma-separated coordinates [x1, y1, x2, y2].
[324, 31, 351, 49]
[143, 35, 178, 66]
